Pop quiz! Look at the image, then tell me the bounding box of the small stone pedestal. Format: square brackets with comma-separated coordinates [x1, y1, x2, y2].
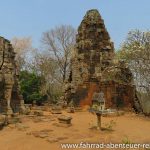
[96, 113, 102, 130]
[58, 115, 72, 125]
[89, 109, 103, 130]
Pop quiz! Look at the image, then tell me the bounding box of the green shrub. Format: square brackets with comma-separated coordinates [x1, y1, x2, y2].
[19, 70, 47, 105]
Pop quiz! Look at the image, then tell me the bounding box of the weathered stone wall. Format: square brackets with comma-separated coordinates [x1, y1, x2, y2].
[99, 81, 135, 109]
[71, 9, 114, 86]
[0, 36, 25, 114]
[64, 9, 138, 110]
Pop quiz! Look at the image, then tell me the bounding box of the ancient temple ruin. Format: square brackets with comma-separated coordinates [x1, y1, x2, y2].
[64, 9, 138, 110]
[0, 36, 25, 115]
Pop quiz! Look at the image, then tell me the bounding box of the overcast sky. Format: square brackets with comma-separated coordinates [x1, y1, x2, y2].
[0, 0, 150, 49]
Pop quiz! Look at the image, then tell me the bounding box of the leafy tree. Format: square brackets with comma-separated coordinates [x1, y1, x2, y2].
[117, 30, 150, 94]
[117, 30, 150, 114]
[19, 70, 47, 105]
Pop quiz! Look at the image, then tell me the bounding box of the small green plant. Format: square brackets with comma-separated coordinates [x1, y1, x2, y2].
[122, 136, 132, 144]
[104, 120, 116, 131]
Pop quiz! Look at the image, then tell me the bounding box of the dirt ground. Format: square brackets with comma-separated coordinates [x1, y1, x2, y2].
[0, 110, 149, 150]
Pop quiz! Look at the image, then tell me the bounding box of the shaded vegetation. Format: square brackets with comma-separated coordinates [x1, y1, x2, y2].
[19, 70, 47, 105]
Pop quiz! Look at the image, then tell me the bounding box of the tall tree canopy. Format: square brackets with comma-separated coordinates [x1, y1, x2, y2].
[117, 30, 150, 94]
[41, 25, 76, 82]
[19, 70, 47, 105]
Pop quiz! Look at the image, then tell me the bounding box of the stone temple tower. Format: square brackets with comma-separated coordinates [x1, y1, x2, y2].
[72, 9, 114, 83]
[0, 36, 25, 115]
[64, 9, 137, 110]
[64, 9, 115, 105]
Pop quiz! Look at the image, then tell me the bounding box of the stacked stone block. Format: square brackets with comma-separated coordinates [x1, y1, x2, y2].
[0, 36, 25, 115]
[64, 9, 139, 110]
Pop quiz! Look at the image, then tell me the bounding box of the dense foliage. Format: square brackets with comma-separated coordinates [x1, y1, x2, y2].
[116, 30, 150, 114]
[116, 30, 150, 94]
[19, 71, 47, 105]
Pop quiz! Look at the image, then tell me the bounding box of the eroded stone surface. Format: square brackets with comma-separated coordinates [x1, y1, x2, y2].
[0, 37, 25, 114]
[64, 9, 140, 110]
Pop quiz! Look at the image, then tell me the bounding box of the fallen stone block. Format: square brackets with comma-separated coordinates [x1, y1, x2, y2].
[51, 106, 62, 114]
[15, 123, 29, 131]
[52, 122, 72, 128]
[40, 129, 53, 133]
[31, 131, 49, 138]
[6, 116, 21, 124]
[38, 133, 49, 138]
[67, 107, 75, 113]
[7, 124, 16, 129]
[56, 136, 68, 141]
[0, 115, 6, 129]
[47, 137, 59, 143]
[34, 111, 44, 116]
[51, 110, 62, 114]
[21, 107, 31, 115]
[58, 115, 72, 124]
